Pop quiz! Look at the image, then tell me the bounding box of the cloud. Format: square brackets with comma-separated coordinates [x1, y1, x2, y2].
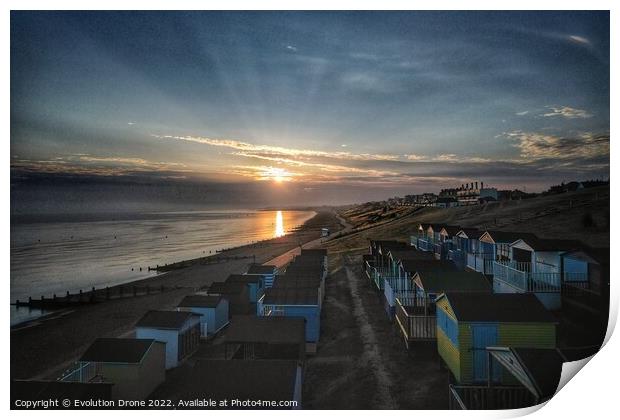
[11, 154, 190, 178]
[153, 134, 401, 162]
[516, 110, 529, 116]
[568, 35, 591, 45]
[286, 45, 298, 52]
[405, 154, 428, 161]
[502, 130, 609, 160]
[542, 106, 593, 119]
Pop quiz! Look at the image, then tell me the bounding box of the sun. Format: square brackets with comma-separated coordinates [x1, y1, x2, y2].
[261, 167, 292, 183]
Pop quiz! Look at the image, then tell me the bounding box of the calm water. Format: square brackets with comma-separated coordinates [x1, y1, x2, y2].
[10, 210, 315, 307]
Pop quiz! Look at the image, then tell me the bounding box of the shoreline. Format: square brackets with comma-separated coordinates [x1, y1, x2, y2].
[10, 210, 343, 380]
[10, 209, 319, 307]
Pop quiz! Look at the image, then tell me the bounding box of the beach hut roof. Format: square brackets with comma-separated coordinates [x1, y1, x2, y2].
[178, 295, 224, 308]
[263, 287, 319, 305]
[223, 316, 305, 345]
[389, 249, 433, 262]
[514, 238, 583, 252]
[208, 281, 247, 295]
[174, 360, 300, 403]
[414, 271, 491, 294]
[246, 264, 277, 275]
[456, 228, 483, 238]
[136, 310, 198, 330]
[440, 292, 556, 323]
[481, 230, 538, 244]
[428, 224, 445, 232]
[80, 338, 156, 363]
[273, 276, 321, 289]
[225, 274, 259, 284]
[440, 225, 461, 236]
[402, 259, 458, 273]
[511, 348, 567, 398]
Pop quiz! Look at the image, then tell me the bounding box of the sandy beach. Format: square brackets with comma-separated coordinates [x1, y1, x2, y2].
[10, 210, 342, 380]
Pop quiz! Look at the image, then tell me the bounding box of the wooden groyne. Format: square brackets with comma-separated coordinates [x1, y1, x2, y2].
[13, 284, 183, 310]
[153, 254, 257, 272]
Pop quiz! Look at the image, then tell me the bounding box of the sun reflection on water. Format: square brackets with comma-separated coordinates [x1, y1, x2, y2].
[275, 210, 285, 238]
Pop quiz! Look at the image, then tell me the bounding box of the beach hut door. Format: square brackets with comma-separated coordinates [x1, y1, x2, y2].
[472, 325, 500, 382]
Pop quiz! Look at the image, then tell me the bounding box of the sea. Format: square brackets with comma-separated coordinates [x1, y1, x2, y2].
[10, 209, 315, 325]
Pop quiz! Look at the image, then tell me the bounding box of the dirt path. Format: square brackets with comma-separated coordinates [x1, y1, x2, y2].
[344, 263, 397, 408]
[303, 252, 449, 409]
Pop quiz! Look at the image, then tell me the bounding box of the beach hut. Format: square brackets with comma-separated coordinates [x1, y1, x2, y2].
[300, 248, 328, 270]
[272, 274, 325, 307]
[492, 237, 582, 310]
[135, 310, 201, 369]
[155, 360, 303, 409]
[68, 338, 166, 400]
[561, 247, 609, 321]
[367, 240, 410, 290]
[435, 226, 461, 260]
[245, 264, 279, 289]
[436, 292, 557, 384]
[415, 225, 441, 252]
[449, 228, 482, 270]
[449, 347, 567, 409]
[383, 258, 455, 319]
[394, 269, 490, 347]
[473, 230, 538, 274]
[225, 274, 261, 303]
[258, 287, 320, 353]
[222, 316, 306, 361]
[206, 281, 251, 315]
[177, 295, 229, 337]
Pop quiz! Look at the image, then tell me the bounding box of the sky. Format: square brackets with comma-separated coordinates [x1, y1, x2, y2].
[10, 11, 610, 209]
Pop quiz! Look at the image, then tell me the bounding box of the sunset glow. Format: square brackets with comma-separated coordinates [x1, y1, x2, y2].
[261, 167, 293, 183]
[275, 210, 285, 237]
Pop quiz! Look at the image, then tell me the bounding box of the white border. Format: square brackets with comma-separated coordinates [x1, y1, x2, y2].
[2, 2, 616, 419]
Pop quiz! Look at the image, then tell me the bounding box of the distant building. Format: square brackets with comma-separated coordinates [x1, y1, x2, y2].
[435, 197, 458, 208]
[456, 181, 498, 206]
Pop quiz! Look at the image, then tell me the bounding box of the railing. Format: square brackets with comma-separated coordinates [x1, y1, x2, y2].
[417, 238, 434, 252]
[448, 249, 466, 270]
[467, 253, 495, 274]
[492, 261, 582, 292]
[365, 260, 374, 279]
[58, 361, 98, 383]
[449, 385, 535, 410]
[561, 281, 604, 310]
[395, 297, 437, 343]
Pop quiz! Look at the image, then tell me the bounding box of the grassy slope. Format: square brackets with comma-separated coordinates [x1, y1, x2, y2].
[328, 185, 609, 253]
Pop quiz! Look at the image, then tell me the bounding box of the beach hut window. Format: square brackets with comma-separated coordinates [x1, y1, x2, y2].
[497, 243, 510, 260]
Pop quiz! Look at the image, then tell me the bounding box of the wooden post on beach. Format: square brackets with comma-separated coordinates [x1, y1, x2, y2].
[133, 286, 137, 297]
[79, 290, 83, 302]
[106, 287, 110, 300]
[146, 285, 150, 295]
[119, 286, 123, 298]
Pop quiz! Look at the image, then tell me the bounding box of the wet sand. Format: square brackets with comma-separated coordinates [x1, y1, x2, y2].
[10, 211, 342, 380]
